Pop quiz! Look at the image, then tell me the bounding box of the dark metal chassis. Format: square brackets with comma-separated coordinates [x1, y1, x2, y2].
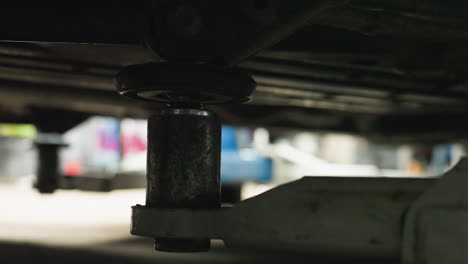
[0, 1, 468, 142]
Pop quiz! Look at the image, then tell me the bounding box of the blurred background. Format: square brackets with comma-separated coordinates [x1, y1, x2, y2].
[0, 116, 465, 262]
[0, 116, 465, 190]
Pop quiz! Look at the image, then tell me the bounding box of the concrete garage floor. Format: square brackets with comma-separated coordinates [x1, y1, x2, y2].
[0, 184, 395, 264]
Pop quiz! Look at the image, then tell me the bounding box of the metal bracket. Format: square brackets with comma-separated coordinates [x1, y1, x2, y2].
[402, 158, 468, 264]
[131, 206, 223, 239]
[132, 176, 434, 258]
[132, 159, 468, 260]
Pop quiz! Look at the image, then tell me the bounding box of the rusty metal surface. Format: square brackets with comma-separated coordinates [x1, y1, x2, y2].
[146, 108, 221, 252]
[146, 109, 221, 208]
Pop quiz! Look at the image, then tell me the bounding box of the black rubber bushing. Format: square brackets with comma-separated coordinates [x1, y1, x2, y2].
[116, 63, 256, 104]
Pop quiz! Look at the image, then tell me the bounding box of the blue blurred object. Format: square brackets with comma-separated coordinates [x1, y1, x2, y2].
[221, 126, 238, 151]
[221, 126, 272, 183]
[429, 144, 453, 175]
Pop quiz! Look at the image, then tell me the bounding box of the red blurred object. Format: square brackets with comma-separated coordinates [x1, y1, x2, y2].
[63, 159, 83, 177]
